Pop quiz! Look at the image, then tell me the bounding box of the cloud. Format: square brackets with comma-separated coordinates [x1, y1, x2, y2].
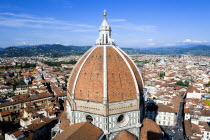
[162, 43, 177, 46]
[0, 12, 161, 47]
[0, 12, 46, 19]
[0, 13, 157, 42]
[109, 18, 126, 22]
[71, 29, 94, 32]
[181, 39, 208, 43]
[21, 42, 27, 45]
[0, 12, 96, 32]
[147, 39, 153, 41]
[148, 39, 209, 47]
[147, 43, 156, 46]
[107, 17, 156, 33]
[16, 41, 33, 46]
[113, 23, 156, 33]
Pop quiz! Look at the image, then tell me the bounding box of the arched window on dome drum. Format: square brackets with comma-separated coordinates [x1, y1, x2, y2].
[102, 34, 104, 45]
[106, 34, 108, 44]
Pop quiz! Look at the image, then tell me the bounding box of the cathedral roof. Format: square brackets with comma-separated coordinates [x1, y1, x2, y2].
[53, 122, 103, 140]
[113, 130, 137, 140]
[67, 10, 143, 105]
[140, 118, 162, 140]
[67, 45, 143, 103]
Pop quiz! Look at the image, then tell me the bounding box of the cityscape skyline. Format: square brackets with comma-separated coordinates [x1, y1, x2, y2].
[0, 4, 209, 140]
[0, 0, 210, 48]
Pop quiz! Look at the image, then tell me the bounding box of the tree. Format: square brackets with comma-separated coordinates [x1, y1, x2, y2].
[159, 72, 165, 79]
[175, 80, 189, 87]
[204, 81, 210, 87]
[155, 59, 160, 62]
[184, 80, 189, 87]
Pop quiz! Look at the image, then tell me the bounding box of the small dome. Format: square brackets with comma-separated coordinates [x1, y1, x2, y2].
[140, 118, 162, 140]
[113, 130, 137, 140]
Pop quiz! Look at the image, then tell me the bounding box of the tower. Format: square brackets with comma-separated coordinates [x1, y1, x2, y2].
[96, 10, 114, 45]
[66, 11, 144, 140]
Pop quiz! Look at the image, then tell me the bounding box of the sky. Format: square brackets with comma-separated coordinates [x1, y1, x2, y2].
[0, 0, 210, 48]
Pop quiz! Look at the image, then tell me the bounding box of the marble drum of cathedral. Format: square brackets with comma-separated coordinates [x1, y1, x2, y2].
[66, 11, 144, 140]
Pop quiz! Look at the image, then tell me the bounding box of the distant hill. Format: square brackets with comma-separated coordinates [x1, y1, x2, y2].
[0, 44, 209, 57]
[122, 45, 210, 56]
[0, 44, 91, 57]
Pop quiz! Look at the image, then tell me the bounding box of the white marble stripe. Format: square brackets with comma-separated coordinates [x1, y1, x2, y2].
[103, 45, 108, 104]
[113, 46, 140, 98]
[117, 47, 144, 88]
[71, 46, 97, 98]
[67, 47, 94, 93]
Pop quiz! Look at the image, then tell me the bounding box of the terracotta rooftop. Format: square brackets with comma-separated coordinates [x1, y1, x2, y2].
[140, 118, 162, 140]
[184, 120, 193, 136]
[157, 103, 177, 113]
[0, 110, 10, 116]
[184, 107, 210, 116]
[59, 110, 70, 130]
[113, 130, 137, 140]
[12, 131, 24, 137]
[53, 122, 103, 140]
[187, 85, 200, 93]
[199, 121, 210, 131]
[174, 85, 185, 90]
[25, 117, 57, 132]
[0, 93, 53, 108]
[192, 123, 202, 134]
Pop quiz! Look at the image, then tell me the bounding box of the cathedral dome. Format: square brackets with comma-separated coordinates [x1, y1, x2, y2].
[66, 11, 144, 139]
[67, 10, 144, 105]
[67, 45, 144, 103]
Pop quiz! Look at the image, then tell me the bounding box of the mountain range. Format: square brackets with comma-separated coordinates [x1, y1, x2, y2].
[123, 45, 210, 56]
[0, 44, 209, 57]
[0, 44, 91, 57]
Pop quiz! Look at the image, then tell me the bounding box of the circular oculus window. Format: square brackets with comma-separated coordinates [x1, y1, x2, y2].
[117, 114, 129, 127]
[86, 115, 93, 123]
